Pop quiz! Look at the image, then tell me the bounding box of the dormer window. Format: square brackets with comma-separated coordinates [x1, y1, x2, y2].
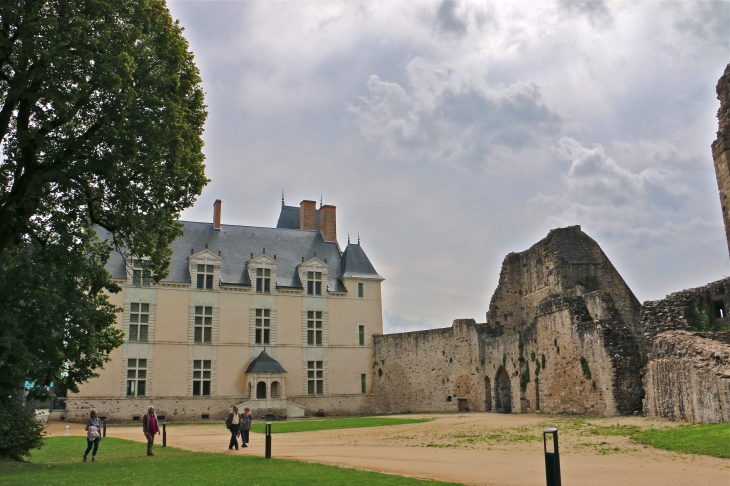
[256, 268, 271, 293]
[307, 272, 322, 295]
[132, 259, 151, 286]
[197, 264, 214, 289]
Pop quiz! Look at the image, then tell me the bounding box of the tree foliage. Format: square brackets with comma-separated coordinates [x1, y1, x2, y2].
[0, 397, 45, 460]
[0, 0, 208, 445]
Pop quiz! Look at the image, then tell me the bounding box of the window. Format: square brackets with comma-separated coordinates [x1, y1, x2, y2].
[255, 309, 270, 344]
[126, 359, 147, 396]
[194, 306, 213, 343]
[256, 381, 266, 399]
[307, 311, 322, 346]
[132, 260, 151, 286]
[192, 360, 211, 396]
[256, 268, 271, 293]
[197, 264, 214, 289]
[271, 381, 280, 398]
[307, 271, 322, 295]
[358, 282, 364, 298]
[307, 361, 323, 395]
[129, 303, 149, 342]
[358, 325, 365, 346]
[361, 374, 367, 394]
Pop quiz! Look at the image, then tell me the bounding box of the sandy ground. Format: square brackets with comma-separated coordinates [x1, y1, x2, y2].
[47, 414, 729, 486]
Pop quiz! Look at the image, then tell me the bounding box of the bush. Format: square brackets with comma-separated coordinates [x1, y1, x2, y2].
[0, 398, 45, 461]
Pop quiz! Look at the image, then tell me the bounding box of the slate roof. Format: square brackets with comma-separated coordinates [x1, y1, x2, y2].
[276, 205, 300, 229]
[96, 208, 382, 292]
[245, 350, 286, 374]
[340, 243, 383, 280]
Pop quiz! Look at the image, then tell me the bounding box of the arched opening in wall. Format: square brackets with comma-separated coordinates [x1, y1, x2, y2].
[247, 382, 252, 398]
[256, 381, 267, 399]
[494, 366, 512, 414]
[271, 381, 280, 398]
[484, 376, 492, 412]
[535, 378, 540, 411]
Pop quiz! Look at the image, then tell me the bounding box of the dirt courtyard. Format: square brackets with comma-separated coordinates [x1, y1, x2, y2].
[47, 413, 728, 486]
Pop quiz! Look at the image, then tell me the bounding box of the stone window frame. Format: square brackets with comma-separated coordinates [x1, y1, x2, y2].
[297, 258, 328, 295]
[301, 308, 328, 347]
[189, 357, 216, 397]
[358, 282, 364, 298]
[250, 305, 277, 346]
[247, 254, 279, 294]
[124, 300, 156, 343]
[188, 250, 222, 291]
[358, 324, 366, 346]
[360, 373, 367, 394]
[254, 308, 272, 345]
[189, 301, 219, 345]
[121, 355, 152, 397]
[303, 359, 328, 395]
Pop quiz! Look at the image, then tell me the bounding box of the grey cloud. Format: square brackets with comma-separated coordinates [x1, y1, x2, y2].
[346, 59, 562, 170]
[558, 0, 612, 27]
[436, 0, 467, 37]
[672, 2, 730, 47]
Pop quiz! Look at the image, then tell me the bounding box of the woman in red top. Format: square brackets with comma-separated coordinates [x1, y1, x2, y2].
[142, 406, 160, 456]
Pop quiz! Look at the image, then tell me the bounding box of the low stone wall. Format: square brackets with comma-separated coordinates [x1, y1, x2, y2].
[643, 330, 730, 422]
[65, 396, 243, 423]
[287, 394, 375, 417]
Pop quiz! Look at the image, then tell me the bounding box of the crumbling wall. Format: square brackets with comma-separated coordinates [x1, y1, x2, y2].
[712, 63, 730, 257]
[487, 226, 641, 336]
[643, 330, 730, 423]
[371, 319, 483, 414]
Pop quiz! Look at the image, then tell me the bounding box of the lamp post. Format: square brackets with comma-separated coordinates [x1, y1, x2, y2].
[543, 427, 561, 486]
[265, 422, 272, 459]
[162, 422, 167, 447]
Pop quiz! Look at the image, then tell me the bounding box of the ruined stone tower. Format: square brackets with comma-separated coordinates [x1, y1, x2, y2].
[712, 63, 730, 257]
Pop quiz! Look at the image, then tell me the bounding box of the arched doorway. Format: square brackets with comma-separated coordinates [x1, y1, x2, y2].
[484, 376, 492, 412]
[494, 366, 512, 414]
[256, 381, 267, 399]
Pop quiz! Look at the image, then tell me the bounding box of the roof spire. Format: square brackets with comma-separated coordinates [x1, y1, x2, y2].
[281, 189, 285, 207]
[357, 232, 360, 245]
[347, 231, 350, 244]
[320, 193, 323, 209]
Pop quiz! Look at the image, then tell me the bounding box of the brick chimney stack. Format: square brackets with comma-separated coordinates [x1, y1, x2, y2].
[319, 205, 337, 243]
[299, 200, 317, 231]
[213, 199, 222, 231]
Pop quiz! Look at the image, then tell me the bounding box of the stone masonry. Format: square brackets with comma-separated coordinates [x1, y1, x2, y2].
[712, 63, 730, 257]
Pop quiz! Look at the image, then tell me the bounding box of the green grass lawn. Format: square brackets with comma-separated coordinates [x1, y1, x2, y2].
[249, 416, 432, 434]
[631, 423, 730, 459]
[0, 437, 458, 486]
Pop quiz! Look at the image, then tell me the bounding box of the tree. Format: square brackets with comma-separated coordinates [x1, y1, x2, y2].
[0, 1, 208, 459]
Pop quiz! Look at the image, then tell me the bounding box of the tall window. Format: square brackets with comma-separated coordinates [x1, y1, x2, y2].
[132, 260, 151, 286]
[255, 309, 270, 344]
[307, 271, 322, 295]
[307, 361, 323, 395]
[197, 264, 214, 289]
[194, 306, 213, 343]
[307, 311, 322, 346]
[358, 325, 365, 346]
[192, 360, 211, 396]
[129, 303, 149, 342]
[361, 374, 367, 394]
[256, 268, 271, 293]
[358, 282, 364, 298]
[126, 359, 147, 396]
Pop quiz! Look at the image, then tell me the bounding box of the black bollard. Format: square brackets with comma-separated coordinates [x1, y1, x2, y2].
[103, 419, 107, 438]
[543, 427, 561, 486]
[162, 422, 166, 447]
[265, 422, 272, 459]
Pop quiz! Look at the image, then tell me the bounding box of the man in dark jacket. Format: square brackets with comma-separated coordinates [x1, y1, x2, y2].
[142, 406, 160, 456]
[225, 406, 241, 450]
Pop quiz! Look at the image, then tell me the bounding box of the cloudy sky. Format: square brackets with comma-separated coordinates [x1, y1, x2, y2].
[169, 0, 730, 333]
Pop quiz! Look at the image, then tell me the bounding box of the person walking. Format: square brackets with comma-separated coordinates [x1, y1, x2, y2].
[240, 407, 252, 448]
[83, 410, 101, 462]
[142, 406, 161, 456]
[225, 406, 241, 450]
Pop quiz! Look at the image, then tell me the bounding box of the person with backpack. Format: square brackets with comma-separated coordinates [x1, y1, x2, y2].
[83, 410, 101, 462]
[225, 405, 241, 450]
[240, 407, 252, 448]
[142, 406, 160, 456]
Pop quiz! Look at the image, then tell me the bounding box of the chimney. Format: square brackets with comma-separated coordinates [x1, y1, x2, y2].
[213, 199, 222, 231]
[299, 200, 317, 231]
[319, 205, 337, 243]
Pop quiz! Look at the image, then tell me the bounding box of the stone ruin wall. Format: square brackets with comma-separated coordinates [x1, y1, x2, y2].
[371, 319, 484, 414]
[643, 330, 730, 422]
[712, 63, 730, 257]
